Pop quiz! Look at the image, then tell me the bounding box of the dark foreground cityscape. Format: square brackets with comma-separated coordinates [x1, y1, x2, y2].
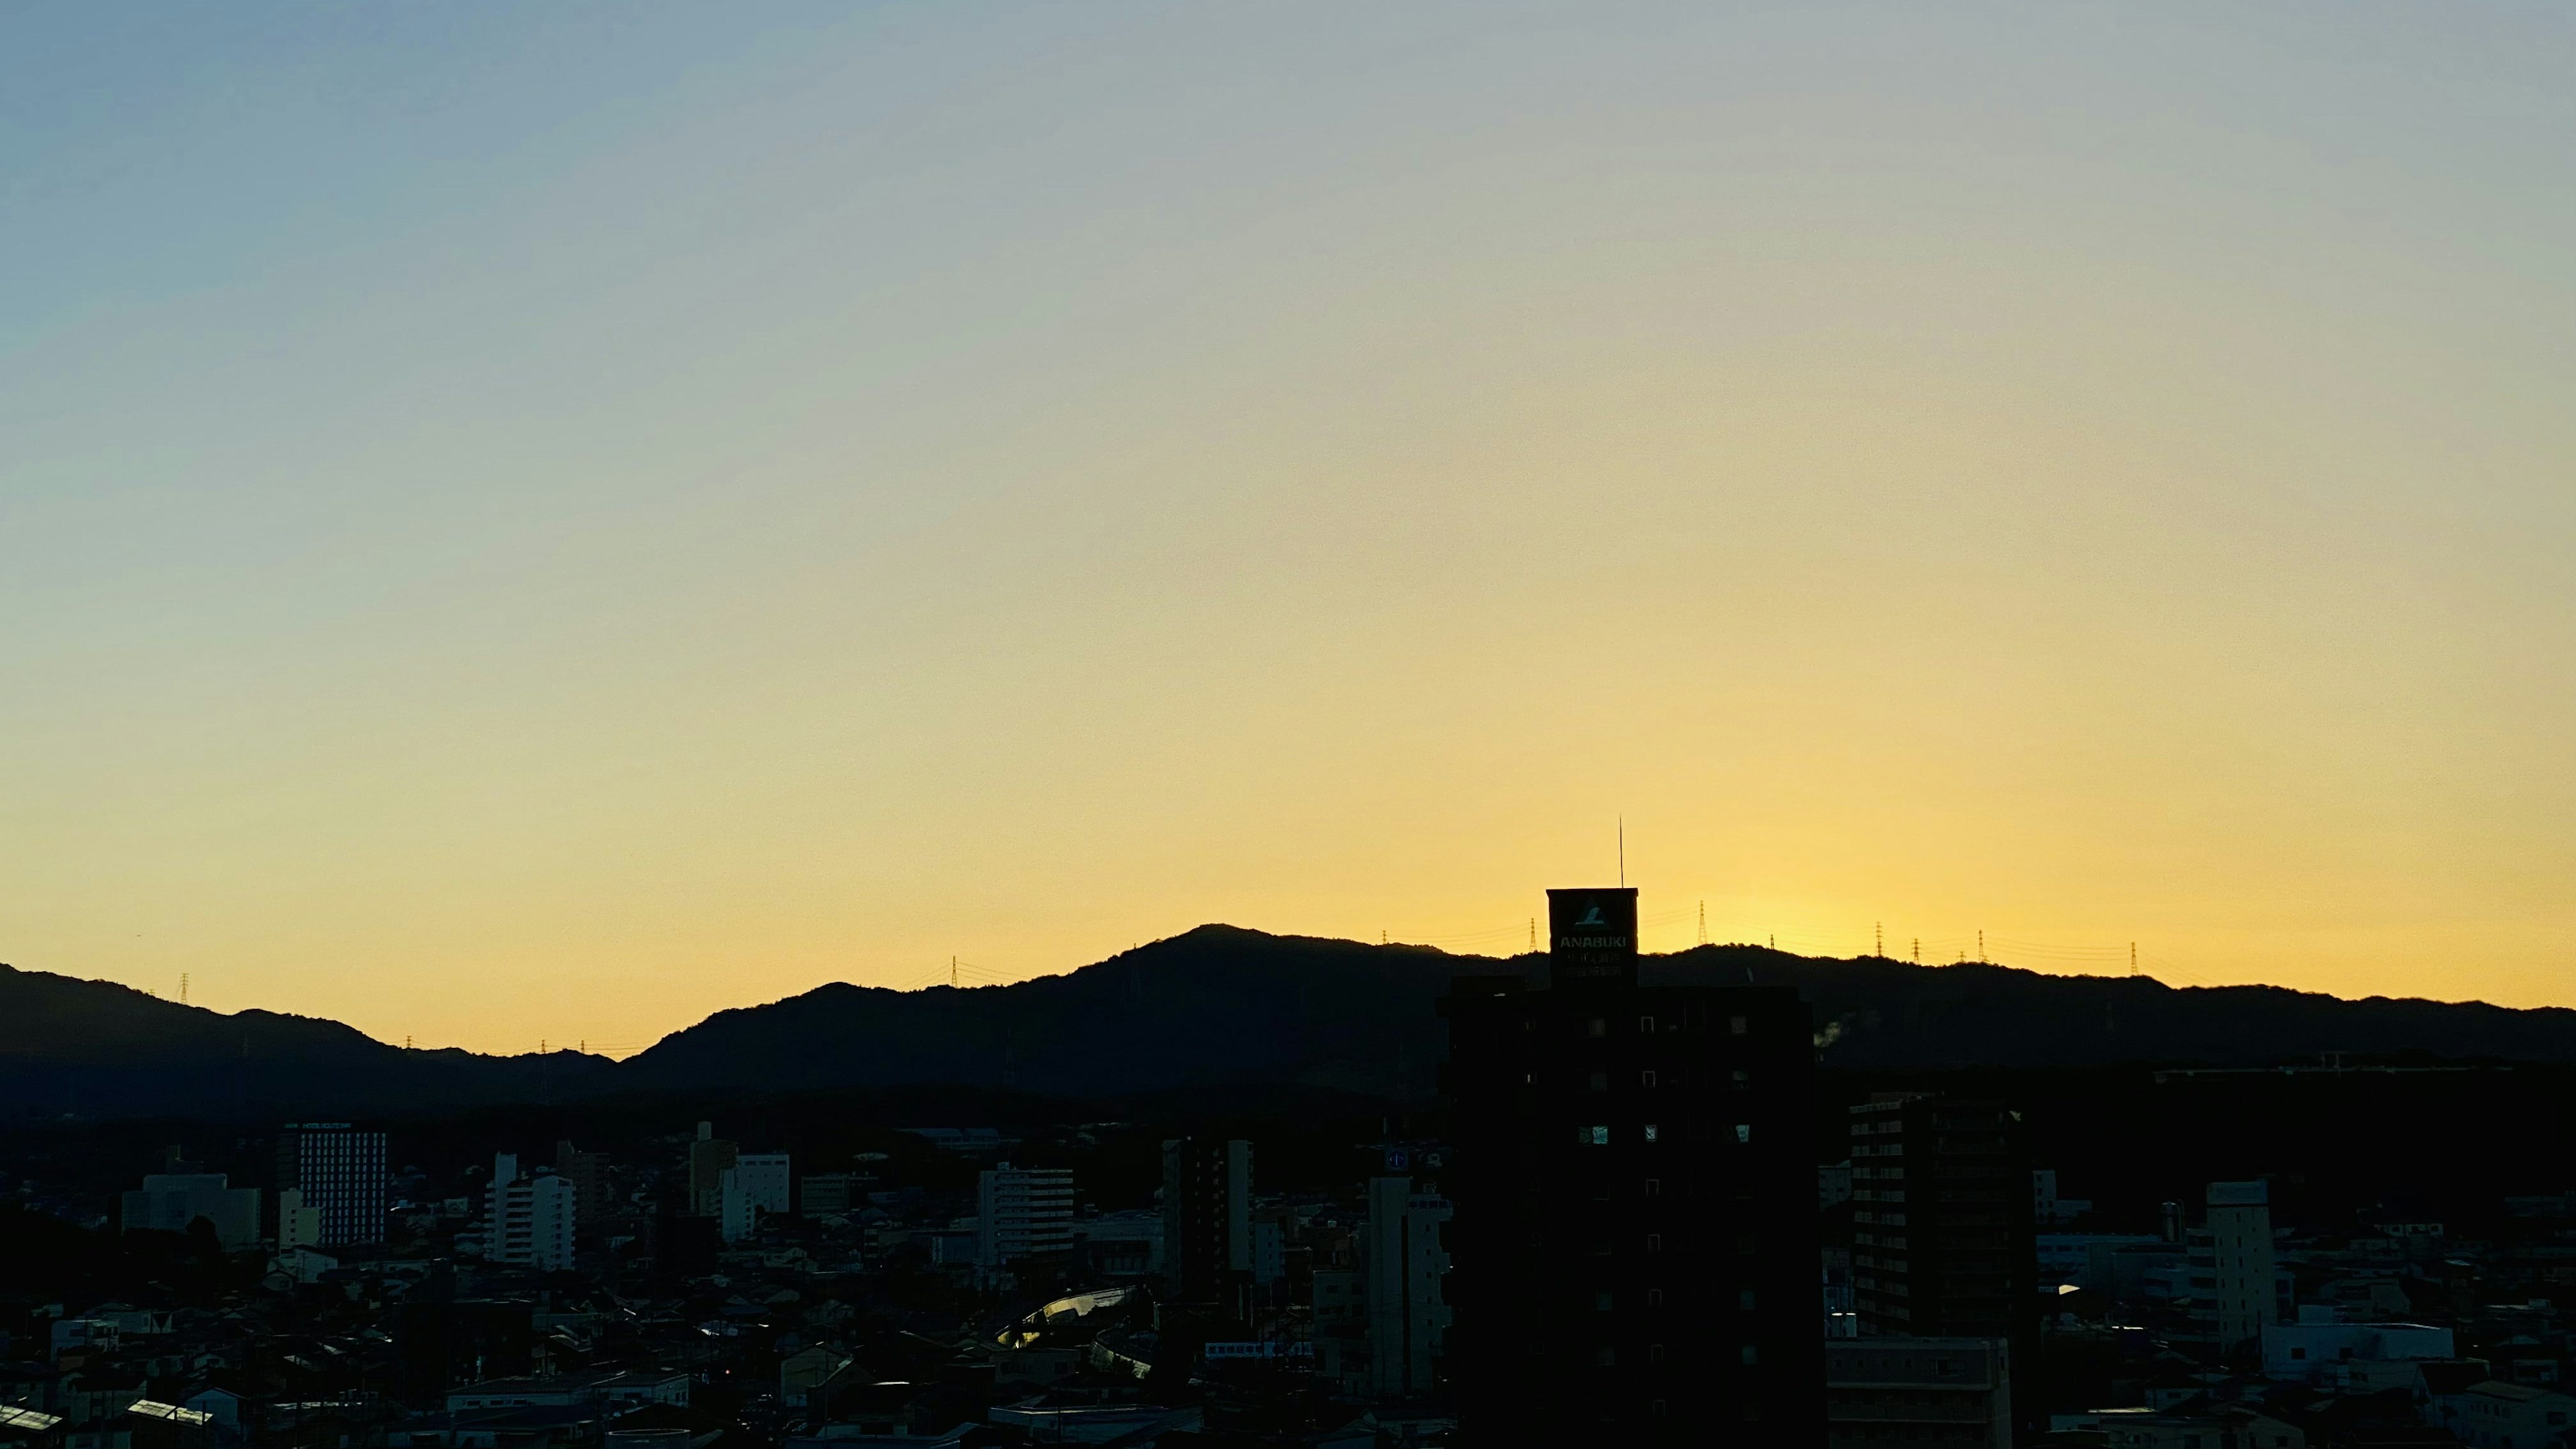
[3, 890, 2571, 1449]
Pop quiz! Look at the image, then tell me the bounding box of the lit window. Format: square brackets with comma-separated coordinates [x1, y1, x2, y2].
[1735, 1124, 1752, 1144]
[1582, 1126, 1609, 1146]
[1644, 1124, 1660, 1142]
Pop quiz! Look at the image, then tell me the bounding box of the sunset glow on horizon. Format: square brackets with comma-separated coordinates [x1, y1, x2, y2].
[5, 3, 2571, 1056]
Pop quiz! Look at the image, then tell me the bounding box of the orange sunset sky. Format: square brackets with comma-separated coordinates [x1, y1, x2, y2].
[3, 3, 2571, 1055]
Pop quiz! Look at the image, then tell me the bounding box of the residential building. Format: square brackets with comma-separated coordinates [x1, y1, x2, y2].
[276, 1187, 321, 1250]
[1849, 1093, 2037, 1366]
[121, 1173, 260, 1250]
[444, 1370, 689, 1413]
[2051, 1407, 2306, 1449]
[1364, 1173, 1452, 1398]
[2262, 1316, 2457, 1383]
[552, 1142, 612, 1226]
[1161, 1138, 1252, 1311]
[1444, 886, 1826, 1446]
[718, 1160, 783, 1244]
[1827, 1338, 2012, 1449]
[484, 1155, 577, 1272]
[2436, 1381, 2576, 1449]
[2037, 1234, 2167, 1296]
[687, 1124, 738, 1218]
[802, 1174, 868, 1215]
[1820, 1163, 1854, 1211]
[2034, 1169, 2093, 1225]
[977, 1163, 1076, 1275]
[1250, 1206, 1291, 1295]
[2205, 1181, 2279, 1356]
[275, 1124, 387, 1247]
[1073, 1212, 1164, 1279]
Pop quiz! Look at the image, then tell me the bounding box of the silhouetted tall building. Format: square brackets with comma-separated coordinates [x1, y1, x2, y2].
[1444, 888, 1826, 1446]
[1161, 1137, 1252, 1313]
[276, 1123, 386, 1247]
[687, 1122, 737, 1218]
[553, 1140, 612, 1227]
[1849, 1094, 2037, 1373]
[1365, 1171, 1452, 1399]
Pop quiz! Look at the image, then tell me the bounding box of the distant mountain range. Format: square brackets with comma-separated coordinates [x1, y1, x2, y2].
[9, 925, 2576, 1119]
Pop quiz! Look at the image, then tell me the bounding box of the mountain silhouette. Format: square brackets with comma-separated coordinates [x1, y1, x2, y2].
[9, 926, 2576, 1118]
[0, 963, 615, 1118]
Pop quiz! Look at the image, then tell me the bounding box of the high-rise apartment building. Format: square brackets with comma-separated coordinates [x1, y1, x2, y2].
[1365, 1173, 1453, 1398]
[276, 1124, 387, 1247]
[978, 1163, 1077, 1277]
[1162, 1137, 1253, 1311]
[2202, 1180, 2277, 1357]
[484, 1154, 577, 1272]
[1444, 888, 1825, 1446]
[553, 1141, 612, 1226]
[687, 1123, 738, 1218]
[1849, 1094, 2037, 1394]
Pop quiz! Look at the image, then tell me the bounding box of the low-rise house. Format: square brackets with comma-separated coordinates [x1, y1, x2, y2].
[2431, 1381, 2576, 1449]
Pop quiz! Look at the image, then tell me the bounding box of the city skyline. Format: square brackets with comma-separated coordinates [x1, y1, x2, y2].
[7, 3, 2574, 1056]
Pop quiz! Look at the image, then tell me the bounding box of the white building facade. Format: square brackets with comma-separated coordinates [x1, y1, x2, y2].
[121, 1174, 262, 1250]
[977, 1163, 1075, 1275]
[719, 1152, 791, 1242]
[484, 1154, 577, 1272]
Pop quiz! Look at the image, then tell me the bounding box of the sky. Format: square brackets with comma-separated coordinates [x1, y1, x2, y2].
[3, 2, 2572, 1056]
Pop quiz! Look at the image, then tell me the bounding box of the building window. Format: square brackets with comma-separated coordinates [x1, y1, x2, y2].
[1597, 1347, 1616, 1366]
[1733, 1069, 1750, 1087]
[1731, 1014, 1748, 1035]
[1582, 1126, 1609, 1146]
[1651, 1344, 1668, 1363]
[1589, 1018, 1607, 1038]
[1644, 1178, 1662, 1197]
[1736, 1124, 1753, 1143]
[1647, 1234, 1664, 1252]
[1741, 1345, 1759, 1365]
[1640, 1016, 1656, 1034]
[1597, 1291, 1614, 1311]
[1640, 1070, 1658, 1088]
[1591, 1072, 1609, 1091]
[1648, 1289, 1664, 1308]
[1653, 1401, 1668, 1419]
[1741, 1289, 1757, 1311]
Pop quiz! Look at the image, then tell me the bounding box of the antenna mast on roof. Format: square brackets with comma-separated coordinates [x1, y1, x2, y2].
[1618, 816, 1625, 888]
